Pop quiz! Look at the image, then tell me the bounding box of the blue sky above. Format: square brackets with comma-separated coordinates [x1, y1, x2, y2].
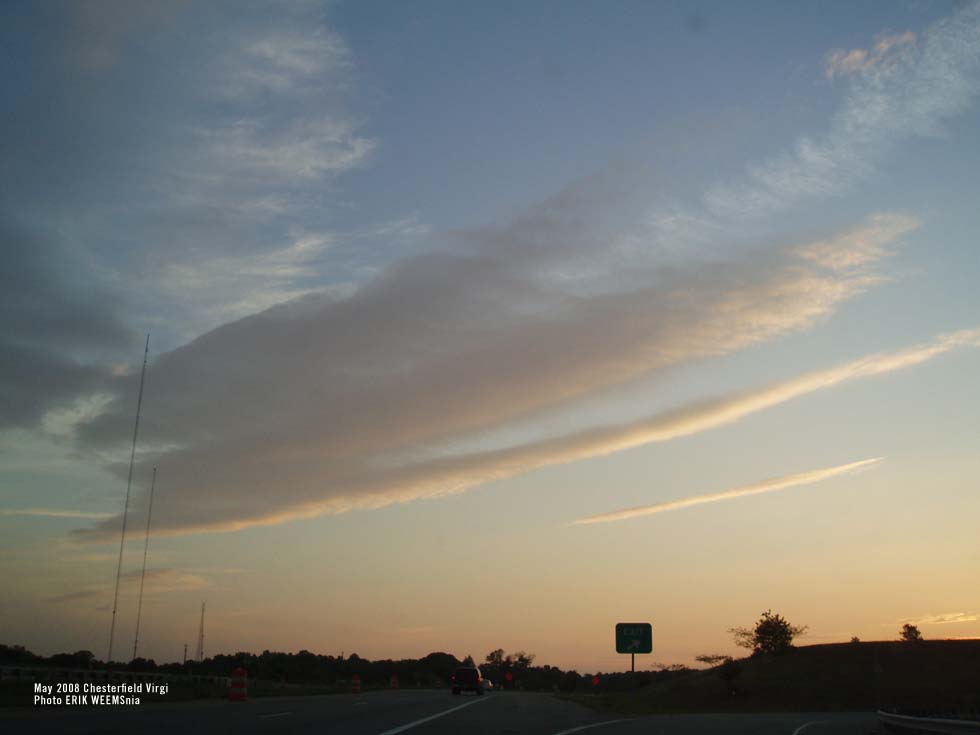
[2, 0, 979, 669]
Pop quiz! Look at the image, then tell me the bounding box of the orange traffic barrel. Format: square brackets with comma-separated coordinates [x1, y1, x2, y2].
[351, 673, 361, 694]
[229, 667, 248, 702]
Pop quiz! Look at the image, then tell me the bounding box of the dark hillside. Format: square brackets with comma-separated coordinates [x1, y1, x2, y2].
[575, 640, 980, 714]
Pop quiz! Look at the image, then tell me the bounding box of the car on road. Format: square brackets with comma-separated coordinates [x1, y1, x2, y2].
[451, 666, 484, 695]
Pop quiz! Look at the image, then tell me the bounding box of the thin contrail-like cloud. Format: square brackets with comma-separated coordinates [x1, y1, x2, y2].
[573, 457, 883, 525]
[899, 612, 980, 625]
[0, 508, 114, 519]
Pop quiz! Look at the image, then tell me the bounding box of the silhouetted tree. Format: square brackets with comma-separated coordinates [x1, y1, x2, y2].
[695, 654, 733, 667]
[462, 655, 475, 666]
[485, 649, 505, 666]
[900, 623, 923, 642]
[729, 609, 807, 655]
[512, 651, 535, 669]
[850, 636, 860, 643]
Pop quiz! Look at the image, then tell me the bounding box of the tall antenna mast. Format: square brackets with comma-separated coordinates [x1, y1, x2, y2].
[132, 466, 157, 661]
[108, 333, 150, 664]
[195, 601, 206, 661]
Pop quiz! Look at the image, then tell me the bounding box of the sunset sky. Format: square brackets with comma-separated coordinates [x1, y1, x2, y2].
[2, 0, 979, 673]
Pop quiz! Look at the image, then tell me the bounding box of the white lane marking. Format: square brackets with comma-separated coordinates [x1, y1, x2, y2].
[376, 696, 489, 734]
[258, 711, 292, 718]
[552, 719, 633, 735]
[791, 720, 828, 735]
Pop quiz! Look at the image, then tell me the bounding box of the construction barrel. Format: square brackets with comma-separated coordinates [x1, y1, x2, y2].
[229, 667, 248, 702]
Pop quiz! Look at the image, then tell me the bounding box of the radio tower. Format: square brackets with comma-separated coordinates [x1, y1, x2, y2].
[108, 334, 150, 664]
[132, 466, 158, 661]
[195, 601, 206, 661]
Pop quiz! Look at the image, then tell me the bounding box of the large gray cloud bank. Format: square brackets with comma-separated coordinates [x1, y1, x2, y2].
[73, 212, 915, 538]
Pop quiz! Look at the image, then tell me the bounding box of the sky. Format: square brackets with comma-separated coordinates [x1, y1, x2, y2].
[1, 0, 979, 673]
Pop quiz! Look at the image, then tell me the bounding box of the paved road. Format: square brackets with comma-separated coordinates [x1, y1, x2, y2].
[0, 689, 879, 734]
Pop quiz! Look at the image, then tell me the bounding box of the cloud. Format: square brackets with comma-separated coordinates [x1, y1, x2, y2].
[222, 25, 351, 97]
[119, 567, 175, 581]
[705, 3, 980, 218]
[74, 310, 978, 539]
[1, 2, 375, 348]
[0, 219, 135, 429]
[796, 213, 919, 271]
[0, 508, 114, 520]
[43, 568, 207, 605]
[126, 8, 375, 336]
[200, 117, 374, 180]
[154, 229, 342, 324]
[573, 458, 883, 525]
[45, 589, 104, 605]
[901, 612, 980, 625]
[9, 2, 980, 544]
[118, 567, 208, 592]
[825, 31, 918, 79]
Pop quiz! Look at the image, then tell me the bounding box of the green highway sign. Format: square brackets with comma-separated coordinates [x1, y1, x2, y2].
[615, 622, 652, 654]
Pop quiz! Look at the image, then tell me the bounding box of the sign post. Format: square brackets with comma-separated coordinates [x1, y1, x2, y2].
[615, 622, 652, 672]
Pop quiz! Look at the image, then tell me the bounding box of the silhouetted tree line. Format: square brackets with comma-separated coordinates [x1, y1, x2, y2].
[1, 643, 694, 692]
[0, 644, 464, 687]
[0, 645, 97, 670]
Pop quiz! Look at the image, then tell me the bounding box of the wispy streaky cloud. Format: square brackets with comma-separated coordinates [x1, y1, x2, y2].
[1, 2, 380, 414]
[705, 2, 980, 218]
[0, 508, 113, 520]
[45, 589, 103, 605]
[573, 458, 883, 525]
[156, 229, 340, 323]
[222, 26, 351, 98]
[900, 612, 980, 625]
[796, 213, 919, 271]
[201, 117, 374, 181]
[43, 568, 208, 605]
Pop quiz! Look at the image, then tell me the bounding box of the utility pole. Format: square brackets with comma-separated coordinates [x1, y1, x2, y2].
[132, 467, 157, 661]
[108, 333, 150, 664]
[183, 644, 188, 666]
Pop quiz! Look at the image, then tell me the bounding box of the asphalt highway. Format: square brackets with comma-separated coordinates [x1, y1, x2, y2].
[0, 689, 879, 735]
